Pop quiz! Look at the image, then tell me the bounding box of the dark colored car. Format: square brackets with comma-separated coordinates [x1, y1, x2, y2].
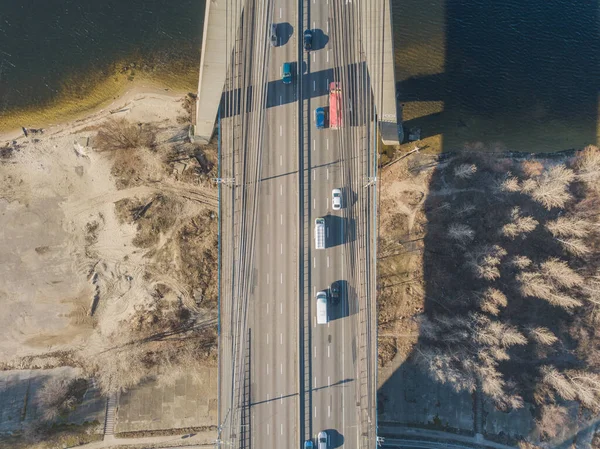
[315, 107, 325, 130]
[303, 29, 313, 51]
[330, 281, 340, 304]
[270, 24, 278, 47]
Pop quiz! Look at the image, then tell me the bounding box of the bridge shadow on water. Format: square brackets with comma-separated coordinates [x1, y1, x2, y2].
[395, 0, 599, 152]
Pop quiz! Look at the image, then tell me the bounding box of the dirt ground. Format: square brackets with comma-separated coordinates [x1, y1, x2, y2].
[0, 89, 218, 369]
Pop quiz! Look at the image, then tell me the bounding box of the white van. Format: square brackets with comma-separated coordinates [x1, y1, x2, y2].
[316, 291, 328, 325]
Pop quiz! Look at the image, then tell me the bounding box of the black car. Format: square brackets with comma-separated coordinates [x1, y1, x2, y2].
[330, 281, 340, 304]
[303, 29, 313, 51]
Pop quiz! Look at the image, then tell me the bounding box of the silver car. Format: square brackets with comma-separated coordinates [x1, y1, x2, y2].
[332, 188, 342, 210]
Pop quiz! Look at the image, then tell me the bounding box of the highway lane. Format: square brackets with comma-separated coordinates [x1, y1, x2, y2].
[249, 0, 299, 449]
[306, 0, 367, 448]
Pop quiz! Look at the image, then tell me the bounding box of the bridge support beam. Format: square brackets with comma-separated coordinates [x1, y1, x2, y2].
[193, 0, 242, 143]
[361, 0, 403, 145]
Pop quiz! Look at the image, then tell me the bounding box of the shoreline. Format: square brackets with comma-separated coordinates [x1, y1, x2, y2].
[0, 82, 190, 144]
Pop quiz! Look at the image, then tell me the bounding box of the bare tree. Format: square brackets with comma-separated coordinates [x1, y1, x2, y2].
[527, 327, 558, 346]
[521, 164, 575, 209]
[37, 376, 78, 421]
[454, 163, 477, 179]
[465, 245, 507, 280]
[95, 118, 157, 152]
[501, 207, 538, 238]
[546, 216, 590, 238]
[497, 174, 520, 193]
[476, 288, 508, 316]
[507, 255, 532, 269]
[448, 223, 475, 244]
[573, 144, 600, 188]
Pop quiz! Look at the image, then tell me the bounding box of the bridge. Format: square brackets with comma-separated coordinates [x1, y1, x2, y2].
[194, 1, 401, 448]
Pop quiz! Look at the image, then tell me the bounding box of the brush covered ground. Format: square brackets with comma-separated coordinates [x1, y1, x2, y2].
[377, 145, 600, 446]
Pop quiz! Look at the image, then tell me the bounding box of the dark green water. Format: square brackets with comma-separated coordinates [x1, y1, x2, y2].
[0, 0, 204, 115]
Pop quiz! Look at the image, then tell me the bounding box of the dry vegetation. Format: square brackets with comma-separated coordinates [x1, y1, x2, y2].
[378, 145, 600, 438]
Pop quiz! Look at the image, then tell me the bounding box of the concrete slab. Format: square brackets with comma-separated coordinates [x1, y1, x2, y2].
[116, 369, 217, 433]
[361, 0, 403, 145]
[195, 0, 244, 143]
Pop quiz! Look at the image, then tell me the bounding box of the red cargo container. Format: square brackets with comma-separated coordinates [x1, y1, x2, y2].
[329, 81, 342, 130]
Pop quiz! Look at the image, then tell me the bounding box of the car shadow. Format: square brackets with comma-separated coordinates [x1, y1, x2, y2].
[329, 280, 357, 321]
[310, 28, 329, 51]
[325, 429, 344, 449]
[277, 22, 293, 46]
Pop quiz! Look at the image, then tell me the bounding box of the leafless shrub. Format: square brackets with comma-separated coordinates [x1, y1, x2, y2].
[542, 366, 600, 411]
[454, 163, 477, 179]
[448, 223, 475, 244]
[546, 216, 590, 238]
[414, 346, 476, 393]
[500, 325, 528, 347]
[465, 245, 507, 280]
[476, 288, 508, 316]
[37, 376, 82, 421]
[453, 203, 477, 217]
[536, 404, 569, 439]
[521, 164, 575, 210]
[501, 207, 538, 238]
[527, 327, 558, 346]
[95, 118, 157, 152]
[518, 271, 582, 309]
[521, 160, 545, 177]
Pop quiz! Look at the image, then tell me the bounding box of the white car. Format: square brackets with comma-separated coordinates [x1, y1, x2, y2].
[332, 188, 342, 210]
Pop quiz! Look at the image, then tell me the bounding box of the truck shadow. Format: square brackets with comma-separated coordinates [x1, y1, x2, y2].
[329, 280, 357, 321]
[325, 214, 355, 248]
[324, 429, 344, 449]
[276, 22, 293, 46]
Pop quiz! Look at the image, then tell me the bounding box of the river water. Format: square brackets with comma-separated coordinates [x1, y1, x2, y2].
[0, 0, 597, 151]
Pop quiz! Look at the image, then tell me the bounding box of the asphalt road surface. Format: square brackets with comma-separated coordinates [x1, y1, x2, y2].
[219, 0, 376, 448]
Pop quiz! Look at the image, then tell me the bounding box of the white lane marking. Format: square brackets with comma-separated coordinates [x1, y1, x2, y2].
[280, 155, 283, 166]
[267, 333, 269, 345]
[280, 125, 282, 136]
[280, 393, 283, 403]
[267, 393, 270, 400]
[280, 364, 283, 374]
[280, 333, 283, 345]
[280, 184, 283, 195]
[313, 52, 316, 63]
[267, 273, 270, 284]
[281, 214, 283, 225]
[280, 273, 283, 284]
[280, 243, 283, 254]
[328, 321, 330, 328]
[327, 50, 329, 62]
[313, 257, 316, 267]
[327, 168, 329, 179]
[327, 256, 330, 267]
[313, 170, 316, 180]
[266, 364, 269, 375]
[313, 286, 316, 296]
[314, 139, 316, 148]
[314, 346, 316, 358]
[328, 376, 331, 386]
[314, 316, 316, 327]
[280, 95, 282, 105]
[280, 302, 283, 314]
[281, 424, 283, 435]
[313, 21, 316, 29]
[327, 20, 329, 32]
[267, 424, 270, 435]
[328, 405, 331, 417]
[267, 214, 270, 225]
[314, 376, 317, 386]
[328, 346, 330, 358]
[313, 80, 316, 91]
[267, 303, 269, 314]
[313, 198, 316, 210]
[314, 407, 317, 418]
[327, 197, 329, 209]
[267, 243, 269, 254]
[280, 8, 282, 18]
[327, 139, 329, 150]
[327, 78, 329, 87]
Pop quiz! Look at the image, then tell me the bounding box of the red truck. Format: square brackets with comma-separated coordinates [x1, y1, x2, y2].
[329, 81, 342, 130]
